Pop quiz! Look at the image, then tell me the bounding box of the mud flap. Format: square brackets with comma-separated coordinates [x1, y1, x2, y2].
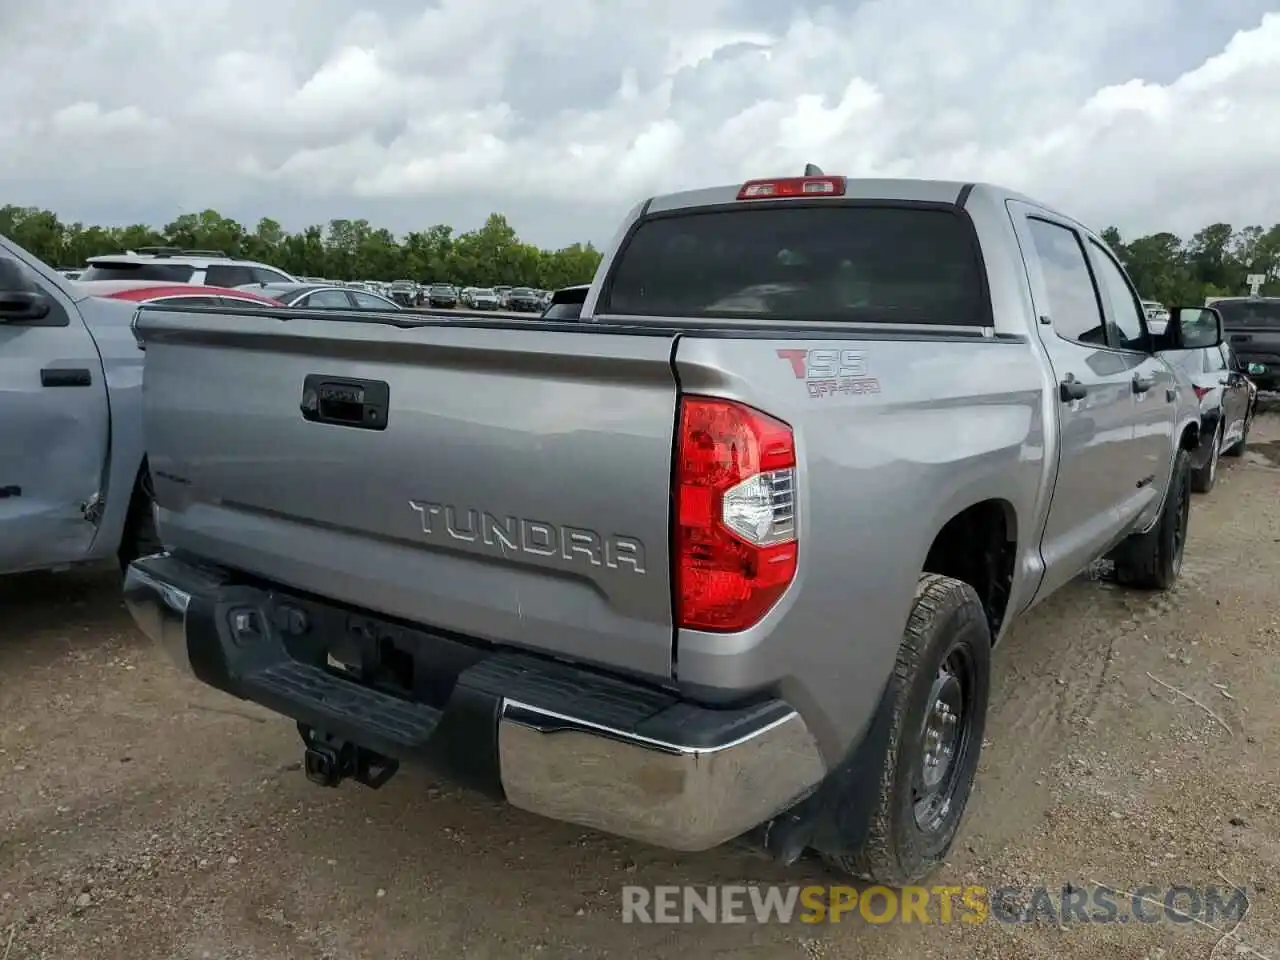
[774, 676, 898, 859]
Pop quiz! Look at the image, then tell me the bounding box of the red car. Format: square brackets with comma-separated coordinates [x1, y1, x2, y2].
[76, 280, 283, 307]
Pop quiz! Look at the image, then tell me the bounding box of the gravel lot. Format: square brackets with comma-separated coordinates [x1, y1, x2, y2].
[3, 410, 1279, 960]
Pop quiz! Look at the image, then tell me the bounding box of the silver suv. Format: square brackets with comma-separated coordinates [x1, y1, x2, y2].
[78, 247, 296, 287]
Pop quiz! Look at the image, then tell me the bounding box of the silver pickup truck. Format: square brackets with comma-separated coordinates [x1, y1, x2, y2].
[123, 174, 1225, 886]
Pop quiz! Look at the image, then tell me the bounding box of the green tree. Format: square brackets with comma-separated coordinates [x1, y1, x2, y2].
[0, 205, 603, 290]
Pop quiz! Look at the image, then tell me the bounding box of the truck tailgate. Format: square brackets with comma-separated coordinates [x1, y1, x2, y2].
[135, 309, 679, 680]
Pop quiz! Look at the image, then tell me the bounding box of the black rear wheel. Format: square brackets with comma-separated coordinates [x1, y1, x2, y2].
[822, 574, 991, 887]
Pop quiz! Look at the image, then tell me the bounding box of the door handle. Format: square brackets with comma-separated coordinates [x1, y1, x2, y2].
[1059, 376, 1088, 403]
[1132, 374, 1154, 394]
[40, 368, 92, 388]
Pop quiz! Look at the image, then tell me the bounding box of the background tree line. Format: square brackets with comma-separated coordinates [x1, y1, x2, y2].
[1098, 222, 1278, 304]
[3, 203, 1279, 303]
[0, 205, 604, 290]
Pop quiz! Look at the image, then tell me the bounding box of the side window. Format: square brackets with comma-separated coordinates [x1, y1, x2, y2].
[1087, 241, 1147, 351]
[1204, 345, 1227, 372]
[204, 265, 256, 287]
[1220, 343, 1237, 371]
[351, 291, 394, 309]
[0, 255, 69, 327]
[252, 267, 292, 284]
[301, 289, 353, 309]
[1025, 219, 1107, 346]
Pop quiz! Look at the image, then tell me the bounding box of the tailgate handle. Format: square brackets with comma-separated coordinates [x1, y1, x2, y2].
[300, 375, 389, 430]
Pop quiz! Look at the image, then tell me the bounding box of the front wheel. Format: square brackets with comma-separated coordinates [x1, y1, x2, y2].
[1112, 448, 1191, 590]
[822, 574, 991, 887]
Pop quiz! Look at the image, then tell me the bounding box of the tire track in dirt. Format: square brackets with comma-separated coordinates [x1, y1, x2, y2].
[964, 494, 1237, 854]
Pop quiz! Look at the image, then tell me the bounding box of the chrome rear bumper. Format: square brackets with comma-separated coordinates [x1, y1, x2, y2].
[498, 701, 826, 851]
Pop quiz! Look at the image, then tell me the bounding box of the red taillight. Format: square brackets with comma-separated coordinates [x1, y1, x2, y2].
[1192, 385, 1211, 401]
[674, 397, 798, 633]
[737, 176, 845, 200]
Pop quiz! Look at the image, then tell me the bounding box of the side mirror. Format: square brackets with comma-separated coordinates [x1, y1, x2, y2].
[1247, 362, 1267, 376]
[1163, 306, 1223, 350]
[0, 289, 52, 323]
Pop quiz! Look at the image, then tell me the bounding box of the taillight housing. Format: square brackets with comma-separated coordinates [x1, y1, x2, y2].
[674, 397, 798, 632]
[1192, 385, 1211, 401]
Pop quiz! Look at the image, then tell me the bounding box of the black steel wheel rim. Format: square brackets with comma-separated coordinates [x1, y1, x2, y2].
[912, 644, 977, 834]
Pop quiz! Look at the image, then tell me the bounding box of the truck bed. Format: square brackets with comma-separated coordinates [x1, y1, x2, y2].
[137, 307, 681, 680]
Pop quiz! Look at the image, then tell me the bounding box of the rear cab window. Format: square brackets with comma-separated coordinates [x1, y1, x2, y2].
[598, 204, 990, 326]
[1213, 299, 1280, 328]
[79, 262, 195, 282]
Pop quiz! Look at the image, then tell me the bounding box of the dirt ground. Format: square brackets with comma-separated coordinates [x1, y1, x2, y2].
[3, 412, 1279, 960]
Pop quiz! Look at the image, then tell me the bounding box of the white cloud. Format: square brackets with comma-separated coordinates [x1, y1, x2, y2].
[0, 1, 1277, 246]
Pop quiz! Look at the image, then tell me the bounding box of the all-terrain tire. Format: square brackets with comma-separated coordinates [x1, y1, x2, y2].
[1191, 421, 1221, 493]
[822, 574, 991, 887]
[1112, 448, 1191, 591]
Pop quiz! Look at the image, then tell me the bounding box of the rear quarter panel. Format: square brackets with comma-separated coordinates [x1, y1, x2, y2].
[673, 333, 1048, 761]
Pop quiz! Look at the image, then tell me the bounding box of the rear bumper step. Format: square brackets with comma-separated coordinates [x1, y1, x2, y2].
[123, 553, 827, 852]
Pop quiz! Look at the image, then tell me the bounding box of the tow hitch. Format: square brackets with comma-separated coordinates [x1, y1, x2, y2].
[298, 724, 400, 789]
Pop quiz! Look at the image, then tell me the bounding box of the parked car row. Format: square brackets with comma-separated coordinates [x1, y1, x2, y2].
[51, 259, 560, 314]
[459, 285, 551, 310]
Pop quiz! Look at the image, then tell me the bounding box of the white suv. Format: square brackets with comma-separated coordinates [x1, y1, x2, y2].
[78, 247, 296, 287]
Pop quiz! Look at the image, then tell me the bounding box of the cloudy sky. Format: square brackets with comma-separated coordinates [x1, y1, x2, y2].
[1, 1, 1277, 248]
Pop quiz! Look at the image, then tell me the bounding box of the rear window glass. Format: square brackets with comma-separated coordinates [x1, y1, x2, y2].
[600, 205, 987, 324]
[1213, 299, 1280, 328]
[79, 262, 195, 282]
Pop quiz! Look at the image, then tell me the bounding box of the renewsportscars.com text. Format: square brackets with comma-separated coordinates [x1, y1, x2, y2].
[621, 884, 1249, 926]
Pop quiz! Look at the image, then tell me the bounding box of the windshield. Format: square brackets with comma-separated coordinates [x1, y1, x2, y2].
[600, 204, 987, 324]
[474, 288, 495, 296]
[1213, 299, 1280, 328]
[511, 288, 535, 296]
[430, 285, 453, 293]
[79, 261, 196, 282]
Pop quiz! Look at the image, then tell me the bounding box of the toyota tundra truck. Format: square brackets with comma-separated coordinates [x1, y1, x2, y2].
[123, 174, 1223, 886]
